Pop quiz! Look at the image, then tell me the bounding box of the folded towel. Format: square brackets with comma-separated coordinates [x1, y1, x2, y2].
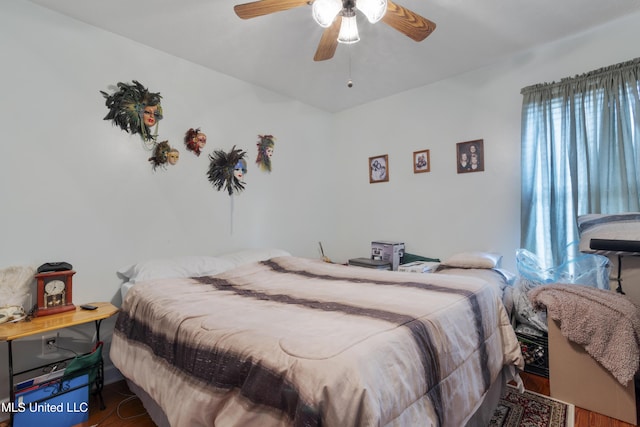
[529, 283, 640, 385]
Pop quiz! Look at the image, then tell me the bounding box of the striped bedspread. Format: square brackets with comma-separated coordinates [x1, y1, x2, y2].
[111, 256, 523, 427]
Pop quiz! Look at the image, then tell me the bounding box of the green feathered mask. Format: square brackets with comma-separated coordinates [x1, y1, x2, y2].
[100, 80, 163, 142]
[207, 146, 247, 196]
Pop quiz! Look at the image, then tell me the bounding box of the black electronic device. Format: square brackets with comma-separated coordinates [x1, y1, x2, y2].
[37, 262, 73, 273]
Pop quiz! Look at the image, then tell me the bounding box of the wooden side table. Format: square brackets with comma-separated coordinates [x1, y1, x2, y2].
[0, 302, 118, 426]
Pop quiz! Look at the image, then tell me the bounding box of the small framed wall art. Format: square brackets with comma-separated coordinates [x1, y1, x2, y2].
[456, 139, 484, 173]
[369, 154, 389, 183]
[413, 149, 430, 173]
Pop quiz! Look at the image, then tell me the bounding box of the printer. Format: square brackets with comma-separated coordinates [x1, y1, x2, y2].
[371, 241, 405, 271]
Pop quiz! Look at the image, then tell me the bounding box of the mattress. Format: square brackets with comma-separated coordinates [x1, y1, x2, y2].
[111, 256, 524, 427]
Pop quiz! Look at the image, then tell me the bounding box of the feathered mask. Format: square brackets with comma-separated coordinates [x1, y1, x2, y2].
[184, 128, 207, 156]
[100, 80, 163, 142]
[255, 134, 275, 172]
[148, 141, 179, 171]
[207, 146, 247, 195]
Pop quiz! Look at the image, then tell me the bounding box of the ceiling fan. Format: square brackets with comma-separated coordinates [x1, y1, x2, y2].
[234, 0, 436, 61]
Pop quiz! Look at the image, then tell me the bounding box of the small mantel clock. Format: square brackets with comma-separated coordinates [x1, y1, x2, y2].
[35, 270, 76, 316]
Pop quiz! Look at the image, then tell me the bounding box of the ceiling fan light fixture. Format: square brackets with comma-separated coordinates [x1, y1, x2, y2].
[337, 14, 360, 44]
[312, 0, 342, 27]
[357, 0, 387, 23]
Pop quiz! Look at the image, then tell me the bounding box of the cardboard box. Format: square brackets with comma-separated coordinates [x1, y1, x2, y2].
[605, 255, 640, 307]
[371, 241, 404, 271]
[397, 261, 440, 273]
[548, 319, 638, 425]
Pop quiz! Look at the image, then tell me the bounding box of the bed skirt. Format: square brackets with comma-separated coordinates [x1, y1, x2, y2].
[125, 367, 510, 427]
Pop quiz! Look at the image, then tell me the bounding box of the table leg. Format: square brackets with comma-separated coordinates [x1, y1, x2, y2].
[93, 318, 105, 409]
[8, 340, 14, 426]
[617, 255, 626, 294]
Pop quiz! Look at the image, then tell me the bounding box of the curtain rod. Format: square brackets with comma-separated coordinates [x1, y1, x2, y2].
[521, 57, 640, 95]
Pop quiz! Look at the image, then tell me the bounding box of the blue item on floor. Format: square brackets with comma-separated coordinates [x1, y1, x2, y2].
[13, 373, 89, 427]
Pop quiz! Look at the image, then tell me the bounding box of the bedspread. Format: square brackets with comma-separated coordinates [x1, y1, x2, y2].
[111, 256, 523, 427]
[432, 266, 515, 316]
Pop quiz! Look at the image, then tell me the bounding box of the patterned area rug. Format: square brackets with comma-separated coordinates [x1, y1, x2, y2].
[490, 385, 575, 427]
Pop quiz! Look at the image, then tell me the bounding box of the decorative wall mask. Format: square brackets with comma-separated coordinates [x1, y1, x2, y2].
[100, 80, 163, 143]
[148, 141, 179, 171]
[207, 146, 248, 195]
[184, 128, 207, 156]
[255, 134, 275, 172]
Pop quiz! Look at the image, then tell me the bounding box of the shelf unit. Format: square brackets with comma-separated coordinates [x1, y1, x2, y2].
[0, 302, 118, 426]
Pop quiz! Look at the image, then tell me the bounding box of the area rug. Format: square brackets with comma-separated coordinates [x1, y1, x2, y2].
[489, 385, 575, 427]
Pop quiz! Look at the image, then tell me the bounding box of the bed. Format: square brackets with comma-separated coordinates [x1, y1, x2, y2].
[429, 251, 516, 318]
[111, 249, 524, 427]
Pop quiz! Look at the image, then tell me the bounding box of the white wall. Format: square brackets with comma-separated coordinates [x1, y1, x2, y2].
[0, 1, 337, 305]
[0, 0, 337, 402]
[331, 11, 640, 270]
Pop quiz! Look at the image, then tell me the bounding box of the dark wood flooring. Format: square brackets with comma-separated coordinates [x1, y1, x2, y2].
[76, 380, 156, 427]
[1, 372, 633, 426]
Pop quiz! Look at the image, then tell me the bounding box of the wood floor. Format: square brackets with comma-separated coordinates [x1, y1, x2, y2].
[1, 372, 632, 426]
[76, 380, 156, 427]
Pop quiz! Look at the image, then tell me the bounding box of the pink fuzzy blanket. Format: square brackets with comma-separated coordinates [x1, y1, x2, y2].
[529, 283, 640, 385]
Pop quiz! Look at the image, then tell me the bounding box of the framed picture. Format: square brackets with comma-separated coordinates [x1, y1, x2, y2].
[369, 154, 389, 183]
[456, 139, 484, 173]
[413, 149, 430, 173]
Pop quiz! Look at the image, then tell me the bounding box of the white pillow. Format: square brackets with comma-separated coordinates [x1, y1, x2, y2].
[217, 248, 291, 267]
[441, 251, 502, 269]
[117, 256, 236, 283]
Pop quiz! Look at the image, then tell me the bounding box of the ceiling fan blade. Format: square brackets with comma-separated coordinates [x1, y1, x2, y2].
[381, 0, 436, 42]
[234, 0, 309, 19]
[314, 17, 341, 61]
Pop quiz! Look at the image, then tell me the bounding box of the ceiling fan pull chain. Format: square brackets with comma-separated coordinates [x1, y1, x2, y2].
[347, 43, 354, 88]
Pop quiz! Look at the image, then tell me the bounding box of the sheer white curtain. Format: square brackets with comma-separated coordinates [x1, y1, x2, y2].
[521, 58, 640, 267]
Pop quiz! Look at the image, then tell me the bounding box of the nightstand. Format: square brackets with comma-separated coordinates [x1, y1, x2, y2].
[0, 302, 118, 426]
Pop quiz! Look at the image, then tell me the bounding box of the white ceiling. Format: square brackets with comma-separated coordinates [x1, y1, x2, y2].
[27, 0, 640, 112]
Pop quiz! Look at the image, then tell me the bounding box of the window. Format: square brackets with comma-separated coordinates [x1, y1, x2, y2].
[520, 58, 640, 268]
